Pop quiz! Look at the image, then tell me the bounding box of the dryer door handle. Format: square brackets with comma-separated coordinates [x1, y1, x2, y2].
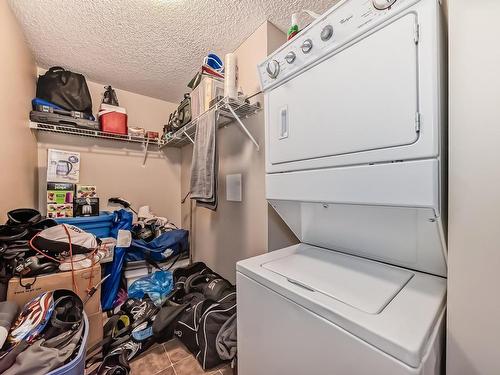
[279, 106, 289, 139]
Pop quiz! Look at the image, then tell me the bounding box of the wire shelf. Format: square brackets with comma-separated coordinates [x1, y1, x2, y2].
[29, 122, 165, 147]
[161, 96, 261, 149]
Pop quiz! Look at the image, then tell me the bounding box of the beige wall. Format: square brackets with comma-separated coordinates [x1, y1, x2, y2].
[447, 1, 500, 374]
[36, 74, 182, 224]
[0, 2, 37, 219]
[181, 22, 296, 282]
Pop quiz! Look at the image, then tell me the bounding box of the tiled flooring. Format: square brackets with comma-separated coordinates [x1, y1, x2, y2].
[130, 339, 233, 375]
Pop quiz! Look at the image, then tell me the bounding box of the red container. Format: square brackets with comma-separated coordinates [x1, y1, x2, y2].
[98, 104, 128, 135]
[99, 111, 128, 135]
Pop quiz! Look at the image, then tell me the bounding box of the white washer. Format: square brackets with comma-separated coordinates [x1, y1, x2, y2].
[237, 0, 446, 374]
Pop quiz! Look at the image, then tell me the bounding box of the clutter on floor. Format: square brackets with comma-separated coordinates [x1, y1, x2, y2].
[85, 261, 236, 375]
[0, 200, 198, 375]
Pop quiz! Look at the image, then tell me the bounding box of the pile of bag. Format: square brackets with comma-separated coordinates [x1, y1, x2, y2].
[0, 209, 57, 300]
[88, 262, 237, 374]
[0, 208, 103, 302]
[0, 290, 85, 375]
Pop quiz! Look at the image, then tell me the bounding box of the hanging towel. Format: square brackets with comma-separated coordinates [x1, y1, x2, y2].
[190, 110, 218, 210]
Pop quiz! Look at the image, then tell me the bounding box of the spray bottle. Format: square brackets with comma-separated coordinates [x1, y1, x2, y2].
[287, 10, 322, 41]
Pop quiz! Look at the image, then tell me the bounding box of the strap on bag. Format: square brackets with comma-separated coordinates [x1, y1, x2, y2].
[48, 66, 65, 72]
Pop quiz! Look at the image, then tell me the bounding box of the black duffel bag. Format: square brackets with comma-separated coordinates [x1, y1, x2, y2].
[36, 67, 93, 116]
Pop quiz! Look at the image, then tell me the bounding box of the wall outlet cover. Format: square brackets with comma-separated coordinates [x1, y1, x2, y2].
[226, 174, 242, 202]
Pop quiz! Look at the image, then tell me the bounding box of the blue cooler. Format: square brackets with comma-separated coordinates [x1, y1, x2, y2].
[56, 211, 114, 238]
[46, 312, 89, 375]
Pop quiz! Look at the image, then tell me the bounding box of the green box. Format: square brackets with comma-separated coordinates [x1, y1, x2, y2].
[47, 182, 74, 204]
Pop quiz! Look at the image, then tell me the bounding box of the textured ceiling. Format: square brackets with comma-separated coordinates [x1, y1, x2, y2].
[8, 0, 338, 102]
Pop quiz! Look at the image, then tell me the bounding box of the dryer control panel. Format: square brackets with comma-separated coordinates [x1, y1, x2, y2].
[258, 0, 417, 90]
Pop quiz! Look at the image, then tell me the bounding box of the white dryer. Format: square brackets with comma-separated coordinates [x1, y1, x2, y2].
[237, 0, 447, 374]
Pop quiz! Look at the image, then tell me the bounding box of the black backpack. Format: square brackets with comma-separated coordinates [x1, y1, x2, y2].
[36, 67, 93, 116]
[195, 291, 236, 369]
[153, 262, 238, 370]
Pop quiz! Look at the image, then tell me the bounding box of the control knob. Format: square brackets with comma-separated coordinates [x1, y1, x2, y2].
[301, 39, 313, 54]
[266, 59, 280, 79]
[285, 51, 296, 64]
[372, 0, 397, 10]
[320, 25, 334, 41]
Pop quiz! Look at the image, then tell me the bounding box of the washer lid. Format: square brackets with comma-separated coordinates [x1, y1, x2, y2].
[262, 246, 413, 314]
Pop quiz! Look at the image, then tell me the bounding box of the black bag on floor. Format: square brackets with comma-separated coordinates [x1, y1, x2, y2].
[172, 265, 236, 369]
[172, 292, 205, 353]
[195, 291, 236, 369]
[36, 67, 93, 116]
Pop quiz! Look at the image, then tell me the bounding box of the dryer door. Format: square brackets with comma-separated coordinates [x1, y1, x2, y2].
[267, 13, 419, 167]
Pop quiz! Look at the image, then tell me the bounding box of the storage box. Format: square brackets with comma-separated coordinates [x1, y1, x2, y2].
[76, 185, 97, 198]
[47, 203, 73, 218]
[74, 197, 99, 217]
[191, 76, 224, 118]
[56, 211, 114, 238]
[47, 182, 75, 204]
[98, 104, 128, 135]
[47, 149, 80, 183]
[7, 263, 101, 315]
[87, 310, 104, 350]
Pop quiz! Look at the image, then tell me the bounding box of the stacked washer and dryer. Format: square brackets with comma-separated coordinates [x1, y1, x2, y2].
[237, 0, 447, 374]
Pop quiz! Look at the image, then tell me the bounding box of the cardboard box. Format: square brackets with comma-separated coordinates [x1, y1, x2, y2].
[7, 264, 101, 315]
[47, 149, 80, 183]
[87, 310, 104, 349]
[47, 203, 73, 218]
[76, 185, 97, 199]
[191, 76, 224, 118]
[74, 197, 100, 217]
[47, 182, 74, 204]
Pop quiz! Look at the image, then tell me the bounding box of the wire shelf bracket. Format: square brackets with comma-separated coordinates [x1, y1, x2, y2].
[161, 96, 261, 150]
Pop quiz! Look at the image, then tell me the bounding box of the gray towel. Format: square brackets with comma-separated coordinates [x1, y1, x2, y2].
[190, 110, 218, 210]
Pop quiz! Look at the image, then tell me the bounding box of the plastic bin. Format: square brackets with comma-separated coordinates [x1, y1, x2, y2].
[47, 312, 89, 375]
[56, 211, 114, 238]
[124, 257, 190, 289]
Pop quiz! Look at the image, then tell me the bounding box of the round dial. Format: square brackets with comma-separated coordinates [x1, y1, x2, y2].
[301, 39, 313, 54]
[372, 0, 397, 10]
[285, 52, 296, 64]
[266, 59, 280, 79]
[321, 25, 334, 41]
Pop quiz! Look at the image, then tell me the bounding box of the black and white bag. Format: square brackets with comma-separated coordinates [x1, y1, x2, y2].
[195, 291, 236, 369]
[156, 262, 238, 370]
[30, 224, 98, 256]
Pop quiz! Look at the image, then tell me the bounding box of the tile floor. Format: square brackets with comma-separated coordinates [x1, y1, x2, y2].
[130, 339, 233, 375]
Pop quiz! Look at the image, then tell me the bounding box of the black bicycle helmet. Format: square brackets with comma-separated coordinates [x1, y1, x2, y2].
[43, 290, 84, 340]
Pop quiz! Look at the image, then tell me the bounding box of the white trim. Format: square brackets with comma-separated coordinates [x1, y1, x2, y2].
[177, 321, 196, 332]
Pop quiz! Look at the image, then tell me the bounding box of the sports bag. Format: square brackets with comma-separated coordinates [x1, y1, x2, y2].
[196, 291, 236, 369]
[172, 292, 205, 353]
[125, 229, 189, 263]
[169, 263, 237, 370]
[36, 67, 93, 116]
[30, 224, 98, 256]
